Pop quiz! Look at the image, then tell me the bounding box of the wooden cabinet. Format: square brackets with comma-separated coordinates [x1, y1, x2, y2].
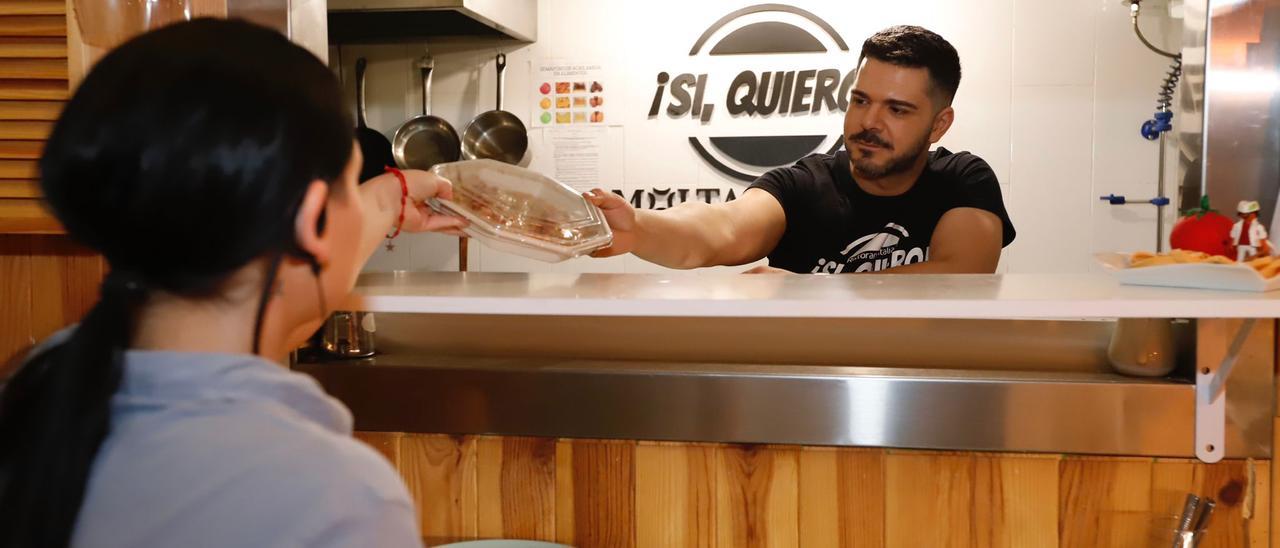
[0, 234, 101, 372]
[0, 3, 101, 374]
[0, 0, 65, 234]
[356, 432, 1269, 548]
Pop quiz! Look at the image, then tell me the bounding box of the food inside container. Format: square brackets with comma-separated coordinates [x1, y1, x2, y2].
[1095, 250, 1280, 292]
[429, 160, 613, 262]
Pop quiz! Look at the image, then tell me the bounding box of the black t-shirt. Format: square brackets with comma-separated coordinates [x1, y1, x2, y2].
[749, 147, 1015, 273]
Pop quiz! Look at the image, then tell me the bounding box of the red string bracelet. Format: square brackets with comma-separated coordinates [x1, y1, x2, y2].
[384, 166, 408, 250]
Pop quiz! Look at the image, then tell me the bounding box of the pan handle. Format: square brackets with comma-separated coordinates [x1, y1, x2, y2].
[418, 56, 434, 117]
[355, 57, 370, 129]
[495, 53, 507, 111]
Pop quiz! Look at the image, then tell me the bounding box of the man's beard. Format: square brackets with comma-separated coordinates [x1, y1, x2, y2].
[847, 129, 930, 180]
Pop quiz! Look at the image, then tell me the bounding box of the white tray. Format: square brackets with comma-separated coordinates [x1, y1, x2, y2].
[1095, 252, 1280, 292]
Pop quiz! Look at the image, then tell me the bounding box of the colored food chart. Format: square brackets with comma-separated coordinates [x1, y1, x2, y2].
[533, 61, 611, 127]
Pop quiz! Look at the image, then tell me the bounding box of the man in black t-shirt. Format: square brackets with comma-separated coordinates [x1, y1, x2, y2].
[584, 25, 1015, 274]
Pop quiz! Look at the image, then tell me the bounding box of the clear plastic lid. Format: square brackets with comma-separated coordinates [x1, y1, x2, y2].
[429, 160, 613, 262]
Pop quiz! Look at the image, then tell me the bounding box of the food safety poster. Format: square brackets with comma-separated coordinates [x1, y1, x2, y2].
[540, 126, 624, 193]
[531, 60, 616, 127]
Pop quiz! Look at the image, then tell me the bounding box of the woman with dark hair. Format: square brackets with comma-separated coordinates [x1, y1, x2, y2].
[0, 18, 466, 548]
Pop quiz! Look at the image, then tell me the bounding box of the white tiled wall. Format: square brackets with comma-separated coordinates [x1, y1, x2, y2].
[344, 0, 1183, 275]
[1006, 84, 1096, 274]
[1089, 0, 1185, 265]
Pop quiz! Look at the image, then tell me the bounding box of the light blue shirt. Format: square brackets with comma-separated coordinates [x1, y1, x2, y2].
[70, 349, 422, 548]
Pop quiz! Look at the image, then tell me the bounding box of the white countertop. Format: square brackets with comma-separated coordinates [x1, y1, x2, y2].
[351, 272, 1280, 319]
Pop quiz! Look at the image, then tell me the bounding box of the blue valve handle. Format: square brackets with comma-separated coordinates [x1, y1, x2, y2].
[1141, 111, 1174, 141]
[1099, 194, 1169, 206]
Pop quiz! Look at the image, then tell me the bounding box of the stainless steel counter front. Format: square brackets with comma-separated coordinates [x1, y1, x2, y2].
[302, 275, 1276, 458]
[298, 353, 1267, 457]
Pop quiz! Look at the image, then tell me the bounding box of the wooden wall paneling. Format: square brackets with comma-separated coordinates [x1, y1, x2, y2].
[353, 431, 402, 469]
[635, 441, 716, 548]
[0, 198, 59, 233]
[971, 453, 1060, 548]
[0, 58, 65, 79]
[1151, 457, 1196, 543]
[0, 234, 31, 375]
[0, 16, 66, 37]
[0, 139, 42, 158]
[364, 431, 1272, 546]
[1269, 396, 1280, 542]
[0, 1, 64, 16]
[716, 444, 800, 548]
[1249, 459, 1269, 548]
[1273, 324, 1280, 548]
[1058, 457, 1153, 548]
[0, 100, 60, 119]
[1196, 459, 1251, 547]
[476, 436, 504, 538]
[554, 439, 576, 546]
[0, 0, 67, 236]
[399, 434, 477, 544]
[475, 436, 556, 541]
[798, 445, 839, 548]
[1150, 458, 1263, 547]
[0, 120, 53, 139]
[560, 439, 636, 548]
[28, 234, 99, 340]
[798, 447, 885, 548]
[0, 158, 37, 178]
[0, 180, 38, 198]
[1271, 323, 1280, 548]
[0, 36, 66, 59]
[883, 451, 1057, 548]
[884, 452, 976, 548]
[797, 447, 841, 548]
[0, 79, 65, 100]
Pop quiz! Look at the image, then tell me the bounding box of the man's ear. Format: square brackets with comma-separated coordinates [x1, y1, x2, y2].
[930, 105, 955, 144]
[293, 180, 331, 267]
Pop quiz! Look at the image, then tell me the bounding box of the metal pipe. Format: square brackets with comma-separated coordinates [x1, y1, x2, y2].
[1131, 1, 1180, 59]
[1158, 132, 1167, 251]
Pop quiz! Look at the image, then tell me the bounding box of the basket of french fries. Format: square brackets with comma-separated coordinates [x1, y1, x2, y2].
[1095, 250, 1280, 292]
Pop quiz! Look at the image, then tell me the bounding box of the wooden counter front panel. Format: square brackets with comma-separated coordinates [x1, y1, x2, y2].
[356, 433, 1268, 548]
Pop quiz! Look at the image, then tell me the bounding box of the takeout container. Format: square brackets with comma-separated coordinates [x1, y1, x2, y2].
[1095, 252, 1280, 292]
[429, 160, 613, 262]
[73, 0, 202, 49]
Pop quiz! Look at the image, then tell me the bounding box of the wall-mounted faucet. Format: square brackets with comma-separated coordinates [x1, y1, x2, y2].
[1099, 0, 1182, 252]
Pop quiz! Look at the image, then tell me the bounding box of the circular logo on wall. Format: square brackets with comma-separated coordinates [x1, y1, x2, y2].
[647, 4, 857, 182]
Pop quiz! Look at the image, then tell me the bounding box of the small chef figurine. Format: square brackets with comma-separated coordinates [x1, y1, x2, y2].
[1231, 200, 1271, 261]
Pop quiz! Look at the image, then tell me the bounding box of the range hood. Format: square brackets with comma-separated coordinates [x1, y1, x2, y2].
[327, 0, 536, 43]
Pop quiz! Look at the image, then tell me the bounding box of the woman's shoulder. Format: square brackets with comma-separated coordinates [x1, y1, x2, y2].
[77, 398, 418, 547]
[74, 350, 419, 547]
[117, 366, 411, 505]
[238, 412, 409, 499]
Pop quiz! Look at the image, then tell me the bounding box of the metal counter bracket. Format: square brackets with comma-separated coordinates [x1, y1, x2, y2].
[1196, 318, 1256, 463]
